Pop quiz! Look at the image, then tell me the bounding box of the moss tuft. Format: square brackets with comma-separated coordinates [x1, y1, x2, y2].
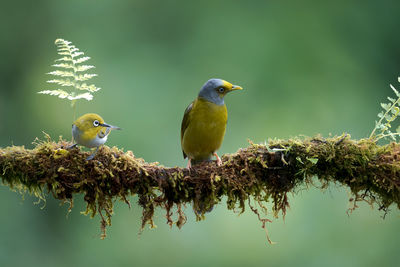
[1, 134, 399, 241]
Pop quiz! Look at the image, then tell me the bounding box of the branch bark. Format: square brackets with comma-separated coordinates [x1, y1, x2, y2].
[1, 134, 399, 240]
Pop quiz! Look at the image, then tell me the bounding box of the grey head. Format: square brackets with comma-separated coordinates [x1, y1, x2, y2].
[198, 78, 242, 105]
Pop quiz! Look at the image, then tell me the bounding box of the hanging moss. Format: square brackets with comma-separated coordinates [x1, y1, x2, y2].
[0, 134, 399, 242]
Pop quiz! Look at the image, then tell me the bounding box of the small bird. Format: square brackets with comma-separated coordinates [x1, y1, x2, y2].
[70, 113, 121, 160]
[181, 78, 242, 168]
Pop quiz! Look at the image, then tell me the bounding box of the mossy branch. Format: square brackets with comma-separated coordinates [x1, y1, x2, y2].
[1, 134, 399, 241]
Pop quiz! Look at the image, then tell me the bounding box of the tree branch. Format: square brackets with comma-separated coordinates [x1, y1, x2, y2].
[1, 134, 399, 241]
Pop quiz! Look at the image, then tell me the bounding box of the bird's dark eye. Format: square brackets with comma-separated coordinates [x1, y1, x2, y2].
[93, 120, 100, 127]
[218, 87, 225, 93]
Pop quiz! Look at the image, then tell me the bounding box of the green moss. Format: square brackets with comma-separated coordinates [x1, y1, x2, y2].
[0, 134, 399, 242]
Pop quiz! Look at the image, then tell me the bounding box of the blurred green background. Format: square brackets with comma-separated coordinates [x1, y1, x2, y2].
[1, 1, 400, 266]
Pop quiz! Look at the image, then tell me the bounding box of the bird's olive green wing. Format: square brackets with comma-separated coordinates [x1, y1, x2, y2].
[181, 101, 193, 159]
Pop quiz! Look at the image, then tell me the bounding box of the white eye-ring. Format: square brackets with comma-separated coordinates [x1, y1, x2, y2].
[218, 87, 225, 93]
[93, 120, 100, 127]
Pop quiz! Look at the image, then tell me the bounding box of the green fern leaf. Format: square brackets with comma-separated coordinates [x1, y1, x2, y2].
[390, 84, 400, 97]
[391, 107, 399, 114]
[387, 96, 396, 103]
[38, 89, 93, 101]
[47, 79, 75, 87]
[52, 63, 75, 69]
[38, 38, 100, 105]
[73, 57, 90, 64]
[71, 52, 84, 58]
[385, 114, 392, 121]
[380, 103, 389, 111]
[58, 51, 71, 56]
[370, 77, 400, 141]
[55, 56, 73, 62]
[76, 83, 100, 92]
[75, 73, 97, 81]
[47, 70, 75, 78]
[38, 89, 70, 98]
[67, 92, 93, 101]
[75, 65, 95, 72]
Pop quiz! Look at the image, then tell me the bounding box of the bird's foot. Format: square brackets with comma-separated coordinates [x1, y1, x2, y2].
[86, 153, 96, 161]
[186, 159, 192, 169]
[214, 153, 222, 166]
[86, 147, 99, 161]
[67, 143, 77, 149]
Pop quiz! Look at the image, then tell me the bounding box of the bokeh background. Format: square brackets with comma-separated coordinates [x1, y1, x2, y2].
[1, 1, 400, 266]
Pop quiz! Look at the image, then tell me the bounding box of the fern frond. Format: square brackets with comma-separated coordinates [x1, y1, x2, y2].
[75, 65, 95, 72]
[75, 73, 97, 81]
[46, 79, 100, 92]
[76, 83, 100, 92]
[370, 81, 400, 141]
[73, 56, 90, 64]
[38, 90, 93, 101]
[55, 56, 73, 62]
[52, 64, 94, 72]
[55, 39, 71, 45]
[38, 89, 70, 99]
[47, 70, 75, 78]
[67, 92, 94, 101]
[52, 63, 75, 69]
[47, 79, 74, 87]
[71, 52, 84, 58]
[38, 38, 100, 104]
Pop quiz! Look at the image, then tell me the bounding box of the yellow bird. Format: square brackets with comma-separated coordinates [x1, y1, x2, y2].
[70, 113, 121, 160]
[181, 78, 243, 168]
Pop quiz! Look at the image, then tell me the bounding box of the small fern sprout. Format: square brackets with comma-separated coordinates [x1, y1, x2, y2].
[38, 39, 100, 118]
[370, 79, 400, 142]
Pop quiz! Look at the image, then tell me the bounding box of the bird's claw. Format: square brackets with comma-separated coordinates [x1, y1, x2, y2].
[86, 147, 99, 161]
[67, 143, 77, 149]
[214, 153, 222, 166]
[186, 159, 192, 169]
[86, 154, 95, 161]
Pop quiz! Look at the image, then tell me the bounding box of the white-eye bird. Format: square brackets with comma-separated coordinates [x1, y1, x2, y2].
[70, 113, 121, 160]
[181, 78, 242, 169]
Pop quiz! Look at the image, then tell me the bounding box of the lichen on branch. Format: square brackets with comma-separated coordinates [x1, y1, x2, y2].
[0, 134, 399, 241]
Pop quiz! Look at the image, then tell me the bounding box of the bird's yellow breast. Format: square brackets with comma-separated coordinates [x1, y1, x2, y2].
[182, 97, 227, 160]
[80, 127, 106, 142]
[72, 124, 108, 148]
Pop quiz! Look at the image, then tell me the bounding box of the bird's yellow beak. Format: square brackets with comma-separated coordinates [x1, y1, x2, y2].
[100, 123, 122, 130]
[230, 85, 243, 91]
